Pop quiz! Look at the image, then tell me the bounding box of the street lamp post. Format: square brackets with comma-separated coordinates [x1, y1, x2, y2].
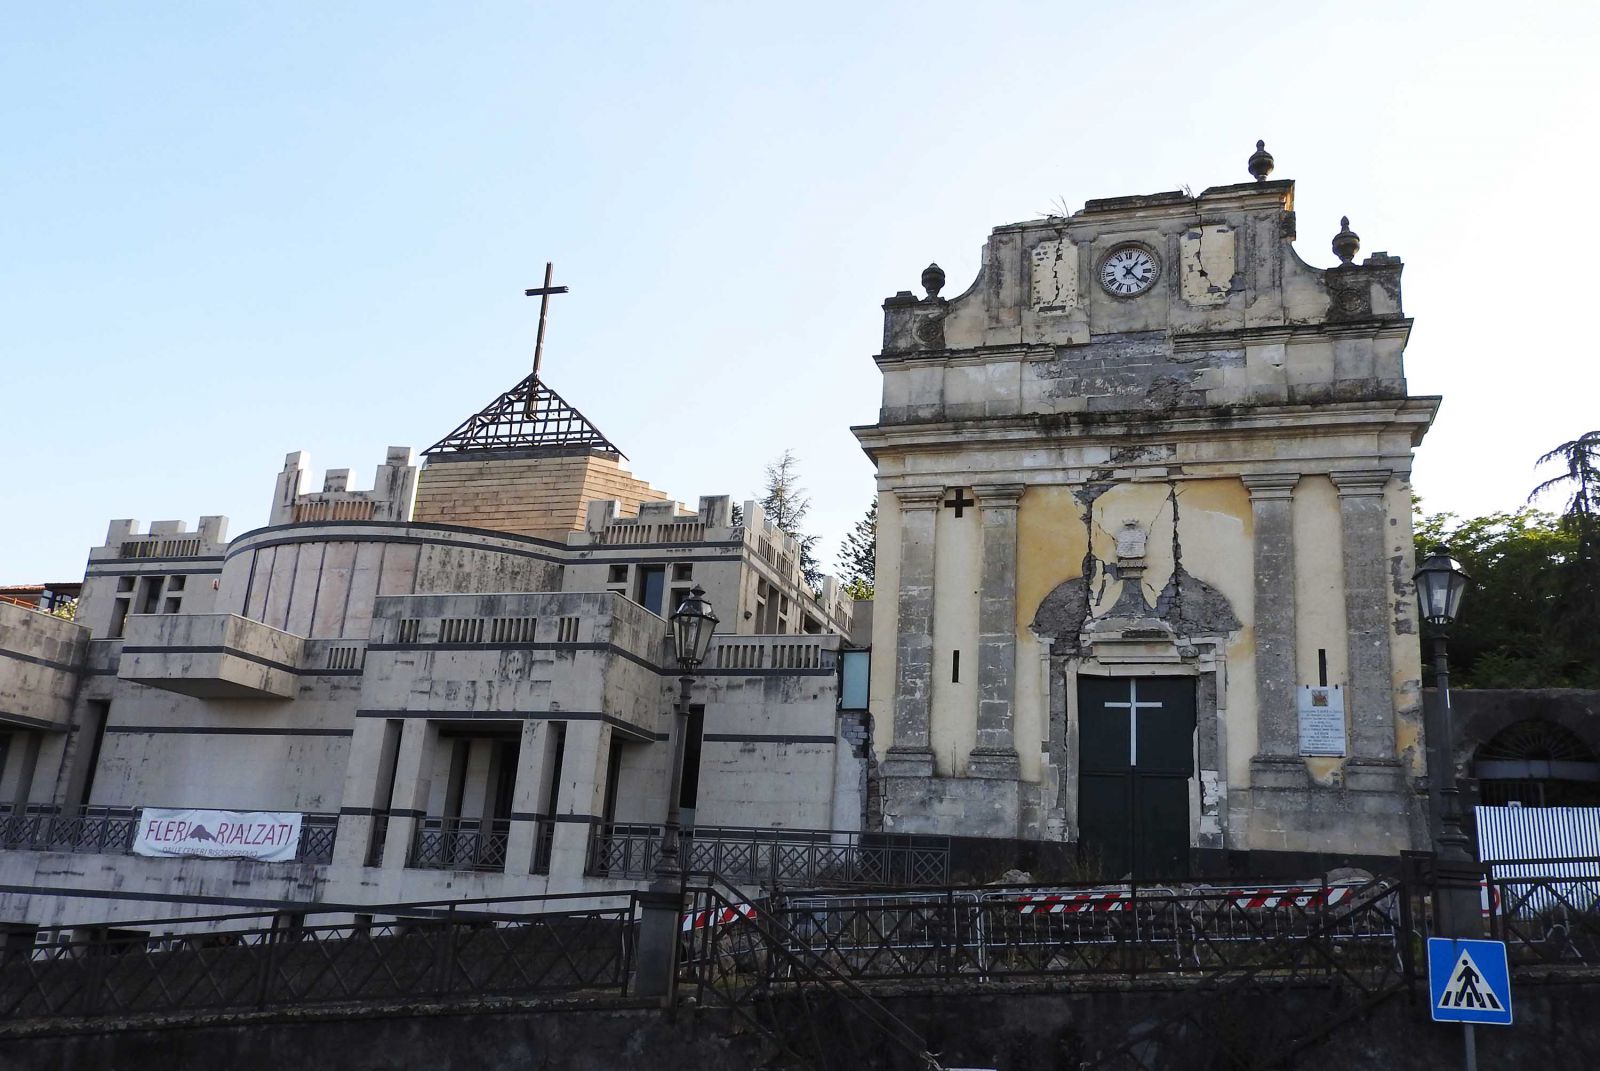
[1414, 547, 1482, 939]
[634, 585, 718, 1000]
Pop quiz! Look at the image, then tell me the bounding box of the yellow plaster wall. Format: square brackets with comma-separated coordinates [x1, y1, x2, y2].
[1015, 485, 1090, 635]
[1169, 479, 1257, 786]
[1293, 475, 1349, 784]
[1087, 483, 1177, 614]
[1012, 479, 1257, 787]
[1293, 476, 1350, 689]
[1014, 485, 1090, 784]
[930, 503, 980, 776]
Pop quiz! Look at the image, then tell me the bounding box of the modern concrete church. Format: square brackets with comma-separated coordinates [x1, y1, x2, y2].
[0, 144, 1436, 931]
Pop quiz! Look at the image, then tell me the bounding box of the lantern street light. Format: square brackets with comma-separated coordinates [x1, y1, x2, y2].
[635, 585, 718, 999]
[1413, 547, 1481, 938]
[657, 585, 718, 880]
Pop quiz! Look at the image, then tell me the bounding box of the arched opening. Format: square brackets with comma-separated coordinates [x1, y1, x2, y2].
[1474, 720, 1600, 808]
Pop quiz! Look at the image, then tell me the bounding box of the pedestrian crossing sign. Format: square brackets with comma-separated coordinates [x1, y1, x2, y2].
[1428, 938, 1513, 1026]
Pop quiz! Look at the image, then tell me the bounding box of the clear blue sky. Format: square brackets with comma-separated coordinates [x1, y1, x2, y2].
[3, 2, 1597, 582]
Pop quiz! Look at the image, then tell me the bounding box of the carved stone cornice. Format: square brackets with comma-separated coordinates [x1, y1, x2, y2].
[894, 486, 945, 508]
[1241, 473, 1301, 501]
[1329, 468, 1392, 497]
[973, 483, 1025, 509]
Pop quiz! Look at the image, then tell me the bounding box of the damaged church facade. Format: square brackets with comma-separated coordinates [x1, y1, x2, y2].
[0, 146, 1438, 931]
[858, 144, 1437, 875]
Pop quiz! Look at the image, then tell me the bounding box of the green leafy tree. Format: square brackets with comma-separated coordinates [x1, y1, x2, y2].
[837, 497, 877, 600]
[759, 449, 823, 591]
[1413, 508, 1590, 686]
[47, 599, 77, 622]
[1529, 429, 1600, 674]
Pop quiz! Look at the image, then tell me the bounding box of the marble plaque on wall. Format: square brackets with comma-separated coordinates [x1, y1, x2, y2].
[1298, 684, 1347, 756]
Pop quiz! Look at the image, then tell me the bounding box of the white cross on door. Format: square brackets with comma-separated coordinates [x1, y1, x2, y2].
[1102, 678, 1165, 766]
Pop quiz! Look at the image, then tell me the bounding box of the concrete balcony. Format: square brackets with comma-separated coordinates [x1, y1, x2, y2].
[118, 613, 304, 699]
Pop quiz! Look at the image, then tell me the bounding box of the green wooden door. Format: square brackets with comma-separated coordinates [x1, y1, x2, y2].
[1077, 676, 1196, 880]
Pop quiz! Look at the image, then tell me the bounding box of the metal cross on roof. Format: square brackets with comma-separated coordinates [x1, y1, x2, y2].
[420, 264, 623, 458]
[524, 261, 569, 383]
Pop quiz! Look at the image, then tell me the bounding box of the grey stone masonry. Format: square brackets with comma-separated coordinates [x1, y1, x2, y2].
[1331, 470, 1397, 762]
[1242, 473, 1300, 760]
[969, 484, 1024, 779]
[882, 487, 941, 777]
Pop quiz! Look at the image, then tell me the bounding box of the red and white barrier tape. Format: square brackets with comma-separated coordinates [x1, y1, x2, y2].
[682, 902, 758, 932]
[1017, 885, 1354, 914]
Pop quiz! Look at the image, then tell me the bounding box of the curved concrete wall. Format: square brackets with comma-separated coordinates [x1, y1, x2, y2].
[218, 523, 565, 639]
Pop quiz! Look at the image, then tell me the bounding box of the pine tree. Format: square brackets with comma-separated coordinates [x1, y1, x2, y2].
[760, 449, 823, 590]
[837, 497, 877, 600]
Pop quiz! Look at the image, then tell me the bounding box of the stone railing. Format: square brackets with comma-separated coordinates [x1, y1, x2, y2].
[709, 634, 837, 671]
[600, 520, 707, 545]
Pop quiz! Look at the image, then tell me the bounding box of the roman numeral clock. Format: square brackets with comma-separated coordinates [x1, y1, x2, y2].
[1099, 245, 1159, 296]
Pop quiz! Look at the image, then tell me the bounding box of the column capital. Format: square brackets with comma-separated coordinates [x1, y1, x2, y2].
[1329, 468, 1393, 497]
[894, 486, 945, 508]
[973, 483, 1026, 508]
[1241, 472, 1301, 500]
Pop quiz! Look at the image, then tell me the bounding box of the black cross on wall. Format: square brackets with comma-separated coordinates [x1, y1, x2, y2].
[942, 488, 975, 517]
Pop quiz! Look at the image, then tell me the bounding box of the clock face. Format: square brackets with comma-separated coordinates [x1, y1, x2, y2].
[1099, 247, 1158, 296]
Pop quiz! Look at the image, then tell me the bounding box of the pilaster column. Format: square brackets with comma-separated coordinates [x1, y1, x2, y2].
[504, 720, 555, 877]
[881, 487, 942, 778]
[1331, 469, 1398, 764]
[969, 483, 1024, 779]
[332, 717, 394, 868]
[546, 719, 611, 889]
[382, 718, 439, 869]
[1242, 473, 1301, 760]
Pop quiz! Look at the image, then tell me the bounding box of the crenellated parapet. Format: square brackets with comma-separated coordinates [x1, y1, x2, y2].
[270, 447, 418, 526]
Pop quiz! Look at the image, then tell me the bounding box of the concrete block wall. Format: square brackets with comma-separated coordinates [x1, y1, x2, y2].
[77, 518, 228, 641]
[0, 602, 88, 731]
[412, 452, 667, 540]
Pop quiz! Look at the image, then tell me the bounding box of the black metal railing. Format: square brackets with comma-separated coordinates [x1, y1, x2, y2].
[586, 825, 950, 887]
[1482, 855, 1600, 967]
[0, 805, 338, 864]
[0, 806, 138, 854]
[762, 877, 1405, 983]
[680, 876, 938, 1071]
[407, 817, 511, 872]
[0, 892, 638, 1023]
[297, 814, 338, 864]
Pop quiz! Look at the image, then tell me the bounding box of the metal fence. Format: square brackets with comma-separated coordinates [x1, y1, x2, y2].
[1483, 856, 1600, 967]
[587, 825, 950, 888]
[756, 878, 1406, 983]
[0, 893, 638, 1021]
[0, 806, 338, 864]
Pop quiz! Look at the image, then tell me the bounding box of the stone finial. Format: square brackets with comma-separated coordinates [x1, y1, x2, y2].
[921, 262, 946, 300]
[1332, 216, 1360, 265]
[1247, 139, 1274, 182]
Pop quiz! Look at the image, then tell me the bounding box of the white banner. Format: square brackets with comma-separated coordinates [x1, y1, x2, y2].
[133, 808, 303, 862]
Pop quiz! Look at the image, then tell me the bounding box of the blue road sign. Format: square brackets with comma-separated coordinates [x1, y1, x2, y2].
[1428, 938, 1513, 1026]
